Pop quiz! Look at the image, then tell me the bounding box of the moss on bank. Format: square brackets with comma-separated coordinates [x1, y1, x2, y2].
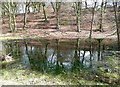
[1, 55, 119, 85]
[0, 63, 109, 85]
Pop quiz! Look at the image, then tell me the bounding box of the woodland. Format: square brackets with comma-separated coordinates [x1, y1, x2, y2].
[0, 0, 120, 85]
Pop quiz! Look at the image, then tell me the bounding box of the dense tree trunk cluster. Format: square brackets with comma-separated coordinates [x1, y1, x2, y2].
[1, 1, 120, 49]
[3, 2, 17, 32]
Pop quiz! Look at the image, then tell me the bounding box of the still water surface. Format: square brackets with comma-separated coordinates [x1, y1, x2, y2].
[2, 39, 118, 70]
[1, 38, 120, 84]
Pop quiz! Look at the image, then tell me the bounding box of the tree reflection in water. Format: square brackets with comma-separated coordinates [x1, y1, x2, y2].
[2, 39, 118, 75]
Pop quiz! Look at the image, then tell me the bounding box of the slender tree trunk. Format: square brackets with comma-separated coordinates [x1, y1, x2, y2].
[12, 3, 17, 32]
[42, 3, 48, 22]
[0, 3, 2, 35]
[51, 2, 56, 12]
[89, 2, 97, 39]
[4, 2, 17, 32]
[38, 3, 41, 13]
[85, 0, 88, 9]
[33, 2, 37, 12]
[56, 3, 59, 29]
[2, 3, 5, 24]
[118, 6, 120, 50]
[8, 3, 13, 32]
[113, 2, 120, 50]
[76, 2, 81, 32]
[28, 5, 30, 13]
[11, 2, 17, 32]
[99, 1, 104, 32]
[55, 2, 61, 30]
[10, 2, 17, 32]
[13, 12, 17, 32]
[23, 2, 29, 30]
[104, 1, 107, 12]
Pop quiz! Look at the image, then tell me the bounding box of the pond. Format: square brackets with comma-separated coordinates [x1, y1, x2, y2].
[0, 38, 120, 85]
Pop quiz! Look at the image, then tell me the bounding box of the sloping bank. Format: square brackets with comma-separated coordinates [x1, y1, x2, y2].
[0, 31, 117, 41]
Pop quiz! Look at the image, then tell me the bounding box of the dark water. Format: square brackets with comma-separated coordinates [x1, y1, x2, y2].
[2, 38, 119, 71]
[1, 38, 120, 84]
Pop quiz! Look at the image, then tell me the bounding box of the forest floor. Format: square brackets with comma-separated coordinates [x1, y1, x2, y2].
[1, 6, 117, 40]
[1, 28, 117, 40]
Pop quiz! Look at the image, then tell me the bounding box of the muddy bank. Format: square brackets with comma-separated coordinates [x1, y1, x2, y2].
[0, 29, 117, 40]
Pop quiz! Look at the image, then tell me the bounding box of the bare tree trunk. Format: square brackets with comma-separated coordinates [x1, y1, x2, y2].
[89, 2, 97, 39]
[8, 3, 13, 32]
[118, 6, 120, 48]
[55, 2, 61, 30]
[0, 3, 2, 35]
[56, 3, 59, 30]
[23, 2, 29, 30]
[2, 3, 6, 24]
[12, 3, 17, 32]
[76, 2, 82, 32]
[42, 3, 48, 22]
[4, 2, 17, 32]
[113, 2, 120, 50]
[33, 2, 36, 12]
[118, 6, 120, 50]
[51, 2, 56, 12]
[56, 10, 60, 29]
[28, 4, 30, 13]
[32, 2, 38, 13]
[38, 3, 41, 13]
[104, 1, 107, 12]
[85, 0, 88, 9]
[99, 1, 104, 32]
[13, 12, 17, 32]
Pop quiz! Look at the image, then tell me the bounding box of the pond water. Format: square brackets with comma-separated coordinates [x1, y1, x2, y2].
[1, 38, 120, 85]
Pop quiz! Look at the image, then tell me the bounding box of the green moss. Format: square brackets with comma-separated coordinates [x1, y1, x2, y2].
[78, 79, 108, 85]
[111, 73, 119, 79]
[103, 73, 119, 80]
[99, 67, 105, 72]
